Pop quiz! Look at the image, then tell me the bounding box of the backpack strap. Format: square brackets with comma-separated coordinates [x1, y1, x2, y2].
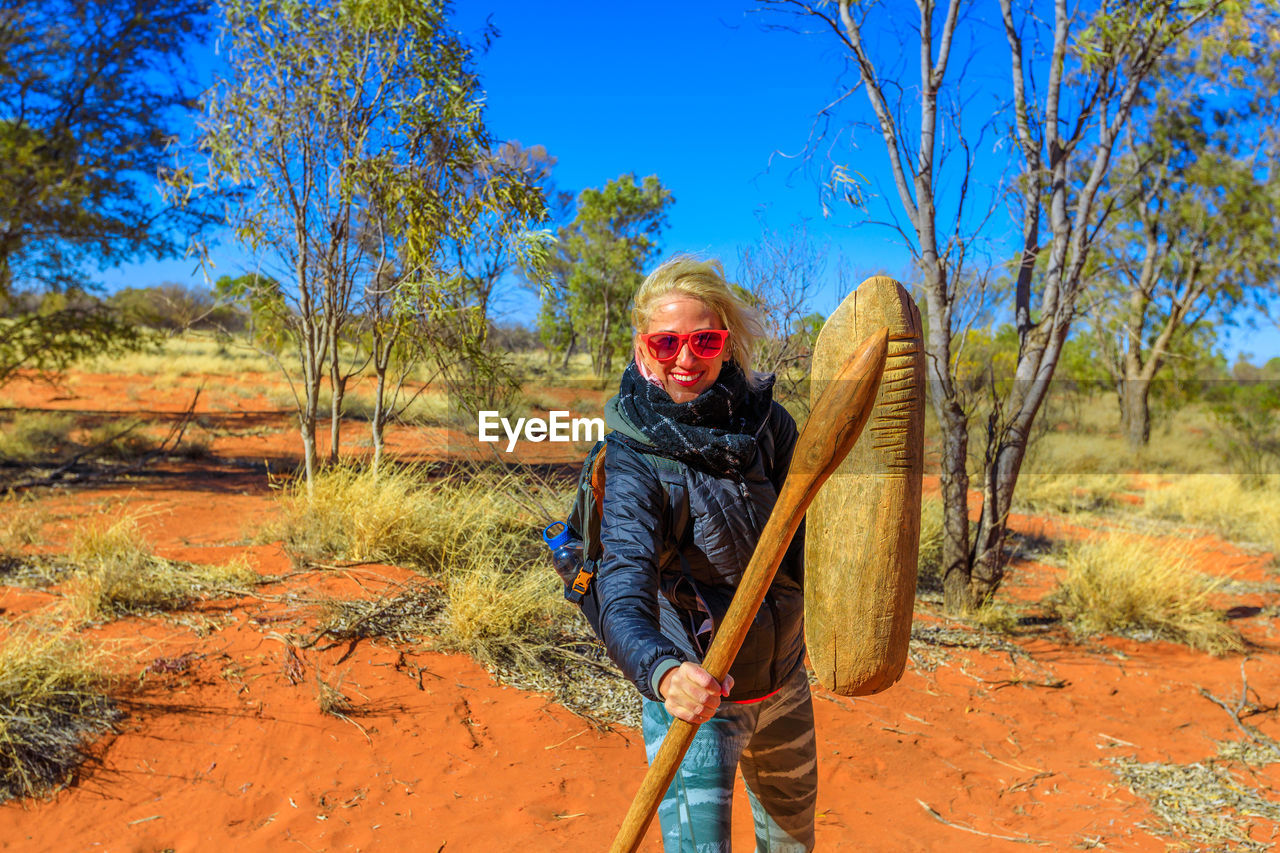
[563, 437, 692, 609]
[590, 445, 608, 539]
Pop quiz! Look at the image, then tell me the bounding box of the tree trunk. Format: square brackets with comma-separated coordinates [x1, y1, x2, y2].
[921, 282, 975, 614]
[1122, 376, 1152, 449]
[968, 426, 1028, 606]
[371, 366, 387, 476]
[559, 332, 575, 370]
[329, 372, 345, 464]
[938, 410, 973, 613]
[300, 376, 319, 499]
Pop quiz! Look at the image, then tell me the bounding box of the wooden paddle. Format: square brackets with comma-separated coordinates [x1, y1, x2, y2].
[608, 326, 890, 853]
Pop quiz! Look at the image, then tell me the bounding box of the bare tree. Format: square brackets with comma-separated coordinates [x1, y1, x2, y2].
[763, 0, 1218, 611]
[735, 224, 828, 411]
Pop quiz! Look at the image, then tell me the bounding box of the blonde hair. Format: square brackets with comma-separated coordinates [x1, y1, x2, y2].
[632, 255, 767, 387]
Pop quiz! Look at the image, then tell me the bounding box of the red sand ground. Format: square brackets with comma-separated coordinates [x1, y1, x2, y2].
[2, 373, 1279, 851]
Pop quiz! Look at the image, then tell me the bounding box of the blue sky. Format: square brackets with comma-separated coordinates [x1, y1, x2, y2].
[101, 1, 1280, 363]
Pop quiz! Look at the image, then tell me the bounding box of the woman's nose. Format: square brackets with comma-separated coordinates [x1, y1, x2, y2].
[675, 342, 700, 367]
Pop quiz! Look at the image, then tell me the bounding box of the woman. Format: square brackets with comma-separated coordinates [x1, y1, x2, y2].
[595, 255, 816, 851]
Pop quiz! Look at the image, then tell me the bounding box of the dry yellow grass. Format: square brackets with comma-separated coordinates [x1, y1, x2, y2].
[915, 495, 945, 595]
[0, 626, 118, 801]
[1047, 534, 1241, 654]
[80, 333, 288, 376]
[269, 463, 543, 571]
[81, 419, 158, 461]
[1140, 474, 1280, 555]
[1014, 473, 1130, 514]
[65, 514, 256, 620]
[0, 495, 47, 550]
[438, 563, 561, 663]
[270, 463, 578, 674]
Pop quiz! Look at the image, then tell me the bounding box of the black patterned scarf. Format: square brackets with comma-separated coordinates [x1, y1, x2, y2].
[612, 360, 775, 477]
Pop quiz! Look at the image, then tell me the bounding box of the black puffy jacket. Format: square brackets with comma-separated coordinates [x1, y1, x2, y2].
[594, 395, 806, 703]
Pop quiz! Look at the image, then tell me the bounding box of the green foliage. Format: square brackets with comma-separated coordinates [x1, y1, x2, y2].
[0, 0, 202, 388]
[0, 294, 151, 388]
[952, 324, 1019, 401]
[1083, 3, 1280, 446]
[0, 412, 75, 463]
[0, 0, 209, 295]
[213, 273, 289, 353]
[537, 174, 673, 378]
[1055, 334, 1113, 395]
[107, 283, 247, 334]
[1205, 382, 1280, 484]
[179, 0, 547, 476]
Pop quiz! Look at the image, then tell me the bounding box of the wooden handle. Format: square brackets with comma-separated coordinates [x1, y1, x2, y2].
[608, 327, 890, 853]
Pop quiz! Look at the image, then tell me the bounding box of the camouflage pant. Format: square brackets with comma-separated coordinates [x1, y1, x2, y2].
[641, 664, 817, 852]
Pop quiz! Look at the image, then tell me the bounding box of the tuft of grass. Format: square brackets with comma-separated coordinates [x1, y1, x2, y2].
[1140, 474, 1280, 556]
[0, 412, 76, 463]
[0, 495, 47, 550]
[66, 515, 256, 620]
[269, 463, 542, 571]
[437, 563, 561, 665]
[172, 433, 213, 460]
[314, 671, 355, 717]
[0, 627, 119, 802]
[1046, 535, 1241, 654]
[276, 463, 641, 725]
[277, 463, 564, 660]
[964, 599, 1024, 634]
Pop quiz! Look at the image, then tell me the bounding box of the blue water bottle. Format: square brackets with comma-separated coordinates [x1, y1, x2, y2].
[543, 521, 586, 600]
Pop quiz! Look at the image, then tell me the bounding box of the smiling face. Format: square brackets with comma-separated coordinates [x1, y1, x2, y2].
[638, 295, 730, 403]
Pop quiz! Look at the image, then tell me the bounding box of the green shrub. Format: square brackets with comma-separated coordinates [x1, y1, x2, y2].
[0, 412, 76, 462]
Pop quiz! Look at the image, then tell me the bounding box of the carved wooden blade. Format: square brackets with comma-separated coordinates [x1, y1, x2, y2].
[805, 276, 925, 696]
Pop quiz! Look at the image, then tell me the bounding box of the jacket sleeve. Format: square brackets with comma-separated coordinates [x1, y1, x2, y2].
[594, 439, 689, 702]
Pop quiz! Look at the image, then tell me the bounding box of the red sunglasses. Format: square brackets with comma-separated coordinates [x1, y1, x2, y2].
[641, 329, 730, 362]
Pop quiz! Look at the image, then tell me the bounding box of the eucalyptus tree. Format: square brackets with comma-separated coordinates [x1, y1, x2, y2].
[361, 144, 548, 470]
[1089, 11, 1280, 449]
[177, 0, 544, 486]
[540, 174, 673, 379]
[0, 0, 207, 385]
[763, 0, 1221, 612]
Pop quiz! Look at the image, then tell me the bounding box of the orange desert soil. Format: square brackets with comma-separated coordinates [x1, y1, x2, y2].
[1, 372, 1278, 851]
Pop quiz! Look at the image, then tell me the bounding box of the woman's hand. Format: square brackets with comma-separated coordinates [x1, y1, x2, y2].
[658, 662, 734, 724]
